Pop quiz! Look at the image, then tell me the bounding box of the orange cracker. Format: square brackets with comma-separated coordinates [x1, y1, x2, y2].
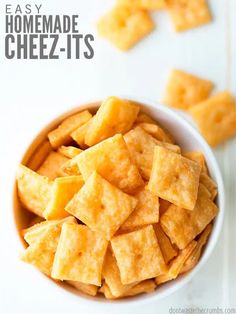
[135, 112, 157, 124]
[166, 0, 212, 32]
[160, 184, 218, 249]
[22, 216, 76, 245]
[65, 172, 137, 240]
[124, 126, 180, 180]
[48, 110, 92, 148]
[37, 151, 69, 179]
[57, 146, 82, 159]
[102, 248, 136, 297]
[137, 122, 174, 143]
[97, 5, 154, 51]
[154, 224, 178, 264]
[85, 96, 139, 146]
[159, 198, 171, 217]
[117, 0, 166, 10]
[163, 70, 214, 110]
[66, 280, 98, 296]
[111, 225, 167, 284]
[200, 173, 217, 200]
[181, 224, 212, 274]
[120, 186, 159, 231]
[52, 223, 108, 286]
[183, 151, 208, 173]
[44, 176, 84, 220]
[74, 134, 144, 193]
[61, 154, 81, 176]
[27, 140, 52, 171]
[148, 146, 201, 210]
[21, 218, 76, 276]
[100, 280, 156, 299]
[71, 117, 93, 149]
[16, 164, 53, 217]
[190, 91, 236, 146]
[155, 240, 197, 285]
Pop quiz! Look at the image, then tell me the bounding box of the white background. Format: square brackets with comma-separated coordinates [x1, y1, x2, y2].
[0, 0, 235, 313]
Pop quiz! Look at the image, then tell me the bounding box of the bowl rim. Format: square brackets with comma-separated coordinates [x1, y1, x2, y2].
[12, 95, 225, 307]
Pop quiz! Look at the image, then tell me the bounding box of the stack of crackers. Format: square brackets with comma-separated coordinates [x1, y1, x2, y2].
[17, 96, 219, 299]
[97, 0, 212, 50]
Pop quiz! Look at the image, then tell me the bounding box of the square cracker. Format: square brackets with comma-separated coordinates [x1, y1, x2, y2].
[22, 216, 76, 245]
[66, 280, 98, 296]
[85, 96, 139, 146]
[71, 118, 93, 149]
[37, 151, 69, 179]
[100, 280, 156, 299]
[61, 154, 81, 176]
[27, 140, 52, 171]
[97, 5, 154, 51]
[44, 176, 84, 220]
[160, 184, 218, 249]
[200, 173, 217, 200]
[48, 110, 92, 148]
[111, 225, 167, 284]
[190, 91, 236, 146]
[16, 164, 53, 217]
[154, 224, 178, 264]
[181, 224, 212, 274]
[147, 146, 201, 210]
[120, 186, 159, 231]
[20, 218, 76, 276]
[57, 146, 82, 159]
[75, 134, 144, 193]
[166, 0, 211, 32]
[124, 126, 180, 180]
[65, 172, 137, 240]
[117, 0, 166, 10]
[136, 122, 174, 143]
[135, 112, 157, 124]
[102, 248, 136, 297]
[52, 223, 108, 286]
[155, 240, 197, 285]
[183, 151, 208, 173]
[163, 70, 213, 110]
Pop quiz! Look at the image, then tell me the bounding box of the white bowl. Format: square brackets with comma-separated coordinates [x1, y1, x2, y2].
[13, 96, 224, 307]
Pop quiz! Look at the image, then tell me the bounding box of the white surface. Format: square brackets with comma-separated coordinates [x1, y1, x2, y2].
[0, 0, 235, 313]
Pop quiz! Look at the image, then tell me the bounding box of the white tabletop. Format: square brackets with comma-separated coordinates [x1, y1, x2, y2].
[0, 0, 235, 313]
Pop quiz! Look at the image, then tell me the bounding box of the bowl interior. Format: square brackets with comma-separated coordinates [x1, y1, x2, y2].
[13, 99, 224, 305]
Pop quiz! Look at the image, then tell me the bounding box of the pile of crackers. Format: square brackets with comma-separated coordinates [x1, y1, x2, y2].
[97, 0, 212, 50]
[17, 96, 219, 299]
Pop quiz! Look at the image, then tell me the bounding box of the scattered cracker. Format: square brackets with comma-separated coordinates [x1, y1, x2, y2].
[163, 70, 214, 110]
[117, 0, 166, 10]
[166, 0, 212, 32]
[97, 5, 155, 51]
[190, 91, 236, 146]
